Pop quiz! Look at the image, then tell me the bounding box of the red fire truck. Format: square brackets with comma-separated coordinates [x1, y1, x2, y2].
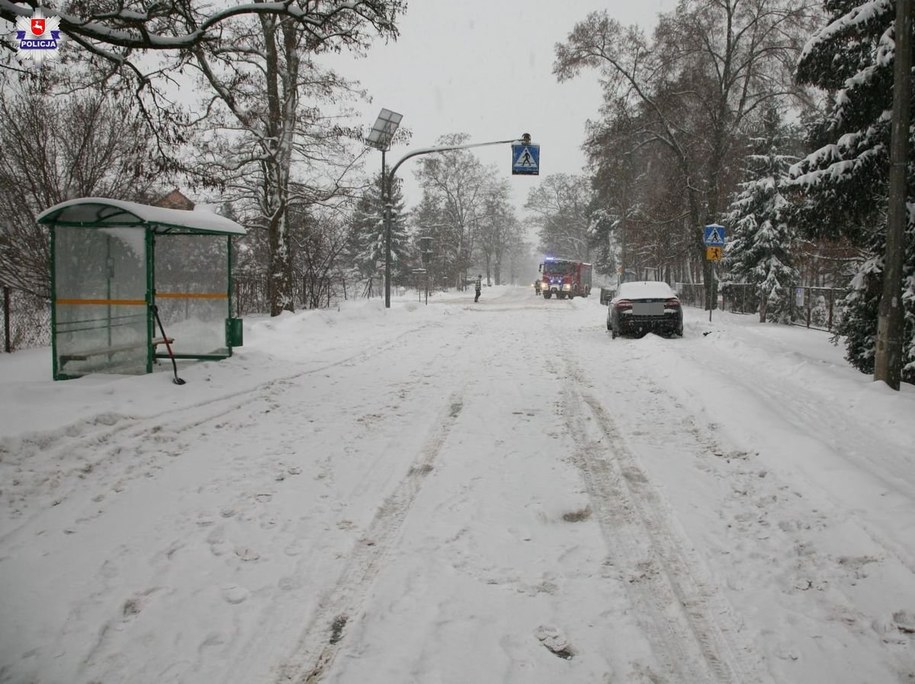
[539, 258, 592, 299]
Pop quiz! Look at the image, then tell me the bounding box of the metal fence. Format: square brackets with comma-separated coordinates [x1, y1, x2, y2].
[793, 286, 848, 332]
[675, 282, 765, 315]
[1, 286, 51, 353]
[233, 272, 378, 316]
[675, 282, 707, 309]
[696, 282, 848, 332]
[719, 282, 758, 315]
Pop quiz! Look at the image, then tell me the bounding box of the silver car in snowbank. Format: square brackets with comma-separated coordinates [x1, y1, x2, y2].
[607, 281, 684, 339]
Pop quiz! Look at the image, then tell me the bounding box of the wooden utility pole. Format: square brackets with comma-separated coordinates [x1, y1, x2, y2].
[875, 0, 912, 390]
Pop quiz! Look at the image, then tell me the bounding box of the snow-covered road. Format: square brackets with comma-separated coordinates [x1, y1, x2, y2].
[1, 285, 914, 683]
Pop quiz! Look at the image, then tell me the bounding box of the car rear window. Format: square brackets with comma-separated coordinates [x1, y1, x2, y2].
[618, 282, 675, 299]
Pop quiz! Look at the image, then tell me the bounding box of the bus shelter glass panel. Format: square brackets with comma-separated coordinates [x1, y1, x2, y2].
[155, 234, 229, 357]
[54, 226, 149, 377]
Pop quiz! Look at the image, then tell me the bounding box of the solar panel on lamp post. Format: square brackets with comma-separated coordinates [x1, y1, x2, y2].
[366, 108, 403, 309]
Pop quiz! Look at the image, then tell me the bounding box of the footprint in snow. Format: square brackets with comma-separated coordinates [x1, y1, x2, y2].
[893, 610, 915, 634]
[234, 546, 260, 562]
[222, 584, 249, 604]
[534, 624, 575, 659]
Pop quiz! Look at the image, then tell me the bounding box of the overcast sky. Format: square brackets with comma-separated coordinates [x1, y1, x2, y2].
[325, 0, 677, 212]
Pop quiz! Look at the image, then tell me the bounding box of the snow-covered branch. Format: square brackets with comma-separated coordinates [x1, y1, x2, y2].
[1, 0, 401, 63]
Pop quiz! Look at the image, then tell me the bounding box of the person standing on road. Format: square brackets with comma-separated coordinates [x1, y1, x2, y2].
[474, 274, 482, 303]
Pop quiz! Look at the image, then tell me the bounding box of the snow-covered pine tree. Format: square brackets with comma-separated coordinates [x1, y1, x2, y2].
[345, 174, 411, 297]
[384, 180, 414, 286]
[790, 0, 915, 383]
[724, 105, 801, 323]
[346, 177, 384, 297]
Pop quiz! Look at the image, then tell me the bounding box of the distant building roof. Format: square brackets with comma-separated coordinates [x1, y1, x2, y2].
[152, 189, 195, 211]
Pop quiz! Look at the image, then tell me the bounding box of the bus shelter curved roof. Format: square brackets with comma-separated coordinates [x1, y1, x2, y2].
[37, 197, 245, 236]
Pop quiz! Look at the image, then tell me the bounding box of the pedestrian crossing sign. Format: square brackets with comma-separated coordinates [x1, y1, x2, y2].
[512, 143, 540, 175]
[703, 224, 726, 246]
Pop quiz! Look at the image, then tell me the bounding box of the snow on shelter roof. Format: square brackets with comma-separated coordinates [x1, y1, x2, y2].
[37, 197, 246, 236]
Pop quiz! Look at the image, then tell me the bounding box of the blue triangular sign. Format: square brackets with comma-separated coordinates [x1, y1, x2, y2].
[704, 224, 726, 246]
[512, 144, 539, 175]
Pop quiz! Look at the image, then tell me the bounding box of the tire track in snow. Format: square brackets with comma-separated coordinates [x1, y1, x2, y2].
[274, 389, 466, 684]
[0, 321, 443, 540]
[673, 339, 915, 498]
[654, 338, 915, 576]
[5, 318, 441, 456]
[560, 358, 764, 684]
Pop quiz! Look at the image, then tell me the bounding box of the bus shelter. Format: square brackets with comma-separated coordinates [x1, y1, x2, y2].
[38, 198, 246, 380]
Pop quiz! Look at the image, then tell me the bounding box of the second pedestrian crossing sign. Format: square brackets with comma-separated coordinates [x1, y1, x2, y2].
[512, 144, 540, 175]
[703, 224, 726, 246]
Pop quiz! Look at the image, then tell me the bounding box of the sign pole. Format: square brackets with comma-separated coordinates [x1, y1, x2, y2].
[703, 224, 727, 324]
[709, 263, 715, 323]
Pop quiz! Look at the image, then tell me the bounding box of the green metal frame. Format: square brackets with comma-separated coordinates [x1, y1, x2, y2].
[50, 224, 58, 380]
[41, 199, 245, 380]
[146, 228, 155, 374]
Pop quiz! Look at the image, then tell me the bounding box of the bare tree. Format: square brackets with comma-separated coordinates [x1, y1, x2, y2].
[0, 85, 161, 296]
[475, 180, 523, 285]
[292, 206, 351, 309]
[185, 5, 401, 315]
[3, 3, 403, 318]
[1, 0, 402, 75]
[410, 194, 449, 290]
[414, 134, 491, 289]
[554, 0, 815, 306]
[592, 106, 698, 284]
[525, 173, 592, 262]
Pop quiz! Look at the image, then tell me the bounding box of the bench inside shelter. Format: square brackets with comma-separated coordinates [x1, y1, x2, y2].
[58, 337, 174, 367]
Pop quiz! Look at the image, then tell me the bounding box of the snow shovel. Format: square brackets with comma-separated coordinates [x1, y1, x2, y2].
[151, 305, 185, 385]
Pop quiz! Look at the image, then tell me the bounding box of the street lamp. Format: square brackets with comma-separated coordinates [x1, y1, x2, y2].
[366, 108, 403, 308]
[373, 133, 531, 307]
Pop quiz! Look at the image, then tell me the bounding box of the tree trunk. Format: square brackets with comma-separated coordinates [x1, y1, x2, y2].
[875, 0, 911, 390]
[263, 16, 298, 317]
[268, 199, 294, 316]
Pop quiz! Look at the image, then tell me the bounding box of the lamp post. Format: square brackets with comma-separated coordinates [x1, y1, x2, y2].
[383, 136, 527, 306]
[366, 108, 403, 308]
[368, 131, 532, 308]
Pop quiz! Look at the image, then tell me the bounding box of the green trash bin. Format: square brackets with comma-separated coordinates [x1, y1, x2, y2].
[226, 317, 244, 347]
